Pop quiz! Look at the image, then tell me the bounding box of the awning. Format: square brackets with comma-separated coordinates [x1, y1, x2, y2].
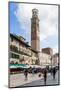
[10, 64, 30, 69]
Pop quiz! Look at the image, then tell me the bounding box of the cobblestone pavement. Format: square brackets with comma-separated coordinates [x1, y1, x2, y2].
[10, 73, 43, 87]
[21, 71, 59, 87]
[10, 70, 59, 87]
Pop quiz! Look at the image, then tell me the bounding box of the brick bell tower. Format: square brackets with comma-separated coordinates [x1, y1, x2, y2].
[31, 8, 40, 52]
[31, 8, 40, 65]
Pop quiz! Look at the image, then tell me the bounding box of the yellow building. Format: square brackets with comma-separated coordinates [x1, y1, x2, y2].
[10, 33, 38, 65]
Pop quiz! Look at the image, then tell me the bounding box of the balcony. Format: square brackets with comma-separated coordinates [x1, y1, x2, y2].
[10, 45, 31, 56]
[20, 47, 31, 56]
[10, 45, 19, 53]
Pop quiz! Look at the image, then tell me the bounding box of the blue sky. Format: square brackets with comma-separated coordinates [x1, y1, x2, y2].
[9, 2, 58, 53]
[10, 3, 31, 45]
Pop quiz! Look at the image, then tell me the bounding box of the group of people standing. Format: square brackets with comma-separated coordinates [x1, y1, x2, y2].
[43, 67, 57, 85]
[23, 67, 57, 85]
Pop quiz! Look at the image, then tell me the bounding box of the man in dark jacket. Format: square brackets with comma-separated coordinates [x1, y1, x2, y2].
[52, 67, 56, 79]
[24, 69, 28, 80]
[43, 68, 48, 85]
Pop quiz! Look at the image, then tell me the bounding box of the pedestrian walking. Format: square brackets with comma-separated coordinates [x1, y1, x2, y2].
[32, 68, 35, 76]
[29, 66, 32, 73]
[52, 67, 56, 79]
[24, 69, 28, 80]
[43, 68, 47, 85]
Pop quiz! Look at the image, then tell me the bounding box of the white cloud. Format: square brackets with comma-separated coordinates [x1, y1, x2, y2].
[53, 45, 58, 54]
[40, 33, 46, 41]
[14, 3, 58, 44]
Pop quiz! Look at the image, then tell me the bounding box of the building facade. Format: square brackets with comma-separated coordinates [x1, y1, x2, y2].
[39, 52, 51, 67]
[52, 53, 59, 66]
[42, 47, 53, 56]
[10, 34, 38, 65]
